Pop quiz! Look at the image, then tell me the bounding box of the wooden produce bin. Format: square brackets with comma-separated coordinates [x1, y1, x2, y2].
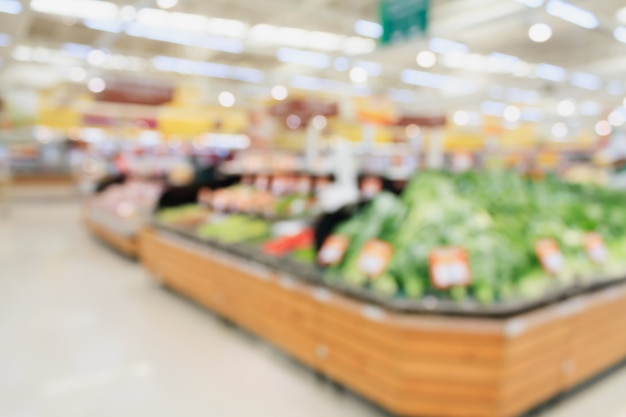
[84, 217, 138, 258]
[140, 227, 626, 417]
[83, 202, 142, 258]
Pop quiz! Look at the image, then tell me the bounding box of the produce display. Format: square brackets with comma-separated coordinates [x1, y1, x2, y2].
[91, 180, 163, 219]
[321, 171, 626, 305]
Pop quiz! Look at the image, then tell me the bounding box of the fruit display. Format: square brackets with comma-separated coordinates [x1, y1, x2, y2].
[157, 204, 211, 227]
[321, 171, 626, 305]
[91, 180, 163, 219]
[196, 215, 271, 243]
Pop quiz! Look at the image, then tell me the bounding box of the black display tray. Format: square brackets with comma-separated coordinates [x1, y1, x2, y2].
[151, 220, 626, 319]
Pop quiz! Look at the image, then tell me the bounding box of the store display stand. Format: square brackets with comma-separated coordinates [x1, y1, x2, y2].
[140, 226, 626, 417]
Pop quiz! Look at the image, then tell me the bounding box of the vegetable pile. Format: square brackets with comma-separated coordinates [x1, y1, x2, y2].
[324, 171, 626, 305]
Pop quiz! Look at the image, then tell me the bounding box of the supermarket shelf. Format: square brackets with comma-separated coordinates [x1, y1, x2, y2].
[84, 217, 139, 258]
[12, 174, 74, 186]
[139, 226, 626, 417]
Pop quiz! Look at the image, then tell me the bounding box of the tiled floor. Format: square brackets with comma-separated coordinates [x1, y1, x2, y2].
[1, 198, 626, 417]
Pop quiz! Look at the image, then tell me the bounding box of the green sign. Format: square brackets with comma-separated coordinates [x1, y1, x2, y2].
[379, 0, 430, 45]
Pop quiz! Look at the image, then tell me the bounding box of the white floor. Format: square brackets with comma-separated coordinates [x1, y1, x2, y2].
[1, 198, 626, 417]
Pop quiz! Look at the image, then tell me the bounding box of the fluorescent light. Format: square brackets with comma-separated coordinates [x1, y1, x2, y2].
[0, 33, 11, 47]
[152, 56, 263, 83]
[0, 0, 21, 14]
[276, 48, 330, 68]
[503, 105, 521, 122]
[343, 37, 376, 55]
[481, 101, 507, 116]
[595, 120, 611, 136]
[31, 0, 118, 20]
[249, 24, 279, 44]
[551, 122, 568, 139]
[354, 20, 382, 38]
[608, 109, 625, 127]
[614, 27, 626, 44]
[208, 18, 249, 39]
[309, 31, 344, 52]
[453, 111, 470, 126]
[487, 52, 519, 73]
[618, 7, 626, 25]
[535, 63, 567, 82]
[515, 0, 544, 7]
[507, 88, 539, 104]
[271, 85, 288, 101]
[570, 72, 601, 90]
[218, 91, 235, 108]
[387, 88, 415, 103]
[62, 42, 91, 58]
[521, 108, 543, 121]
[402, 69, 476, 94]
[68, 66, 86, 82]
[428, 38, 468, 54]
[84, 19, 122, 33]
[88, 77, 106, 93]
[355, 61, 381, 77]
[126, 23, 243, 53]
[334, 57, 349, 72]
[579, 101, 601, 116]
[546, 0, 598, 29]
[157, 0, 178, 9]
[607, 80, 625, 96]
[279, 27, 311, 48]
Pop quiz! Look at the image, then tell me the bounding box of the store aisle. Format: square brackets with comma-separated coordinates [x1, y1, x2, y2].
[1, 200, 626, 417]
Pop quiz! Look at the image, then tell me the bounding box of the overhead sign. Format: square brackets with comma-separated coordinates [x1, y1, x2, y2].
[379, 0, 430, 46]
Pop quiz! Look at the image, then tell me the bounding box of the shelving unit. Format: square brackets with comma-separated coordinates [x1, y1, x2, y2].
[139, 226, 626, 417]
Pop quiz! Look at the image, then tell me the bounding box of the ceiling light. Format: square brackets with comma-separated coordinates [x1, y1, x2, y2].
[521, 108, 543, 121]
[119, 5, 136, 21]
[453, 111, 470, 126]
[286, 115, 301, 129]
[218, 91, 235, 107]
[481, 101, 507, 116]
[354, 20, 382, 38]
[334, 57, 349, 72]
[529, 23, 552, 42]
[551, 122, 568, 139]
[607, 80, 625, 96]
[156, 0, 178, 9]
[557, 100, 575, 117]
[87, 49, 108, 66]
[84, 19, 122, 33]
[354, 61, 381, 77]
[515, 0, 544, 7]
[0, 0, 22, 14]
[535, 63, 567, 82]
[68, 66, 86, 82]
[276, 48, 330, 68]
[416, 50, 436, 68]
[503, 105, 521, 122]
[343, 37, 376, 55]
[87, 77, 106, 93]
[570, 72, 601, 90]
[388, 88, 416, 103]
[349, 67, 368, 84]
[402, 69, 477, 94]
[579, 101, 601, 117]
[405, 124, 421, 137]
[614, 27, 626, 44]
[271, 85, 288, 101]
[546, 0, 599, 29]
[312, 115, 327, 130]
[428, 37, 468, 54]
[31, 0, 118, 20]
[595, 120, 612, 136]
[608, 110, 625, 127]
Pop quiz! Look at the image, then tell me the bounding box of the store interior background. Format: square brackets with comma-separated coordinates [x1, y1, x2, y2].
[3, 0, 626, 416]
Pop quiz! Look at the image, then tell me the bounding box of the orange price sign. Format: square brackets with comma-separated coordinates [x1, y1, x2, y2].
[429, 247, 471, 289]
[318, 235, 350, 266]
[535, 239, 565, 275]
[584, 233, 608, 264]
[356, 239, 394, 279]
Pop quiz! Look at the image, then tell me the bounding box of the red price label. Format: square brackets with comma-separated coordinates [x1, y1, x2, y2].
[429, 247, 471, 289]
[318, 235, 350, 266]
[535, 239, 565, 275]
[585, 233, 607, 264]
[356, 239, 394, 279]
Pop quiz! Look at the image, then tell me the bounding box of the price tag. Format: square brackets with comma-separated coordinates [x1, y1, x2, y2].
[255, 175, 270, 191]
[584, 233, 607, 264]
[429, 247, 471, 289]
[318, 234, 350, 266]
[197, 188, 212, 207]
[356, 239, 394, 279]
[535, 239, 565, 275]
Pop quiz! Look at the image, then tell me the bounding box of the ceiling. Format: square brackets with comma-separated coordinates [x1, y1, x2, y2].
[0, 0, 626, 135]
